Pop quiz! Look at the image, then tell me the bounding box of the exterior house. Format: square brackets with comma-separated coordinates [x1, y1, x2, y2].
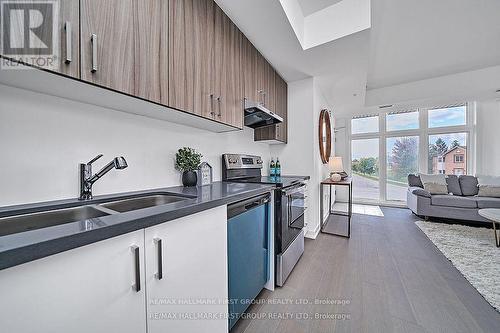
[433, 146, 467, 175]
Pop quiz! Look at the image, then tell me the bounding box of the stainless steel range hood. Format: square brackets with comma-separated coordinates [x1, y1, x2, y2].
[244, 100, 283, 128]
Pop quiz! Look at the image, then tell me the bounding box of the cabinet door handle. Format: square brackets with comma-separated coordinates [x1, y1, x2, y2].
[210, 94, 215, 116]
[257, 90, 264, 105]
[154, 238, 163, 280]
[131, 245, 141, 292]
[91, 34, 98, 73]
[64, 22, 72, 64]
[217, 96, 222, 118]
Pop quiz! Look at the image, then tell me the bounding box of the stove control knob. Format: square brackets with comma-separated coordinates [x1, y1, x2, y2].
[228, 157, 237, 164]
[257, 159, 262, 164]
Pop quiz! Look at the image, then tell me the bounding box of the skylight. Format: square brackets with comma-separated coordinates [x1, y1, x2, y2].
[279, 0, 371, 50]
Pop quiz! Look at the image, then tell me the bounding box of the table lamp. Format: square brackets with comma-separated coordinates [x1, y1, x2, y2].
[329, 157, 345, 181]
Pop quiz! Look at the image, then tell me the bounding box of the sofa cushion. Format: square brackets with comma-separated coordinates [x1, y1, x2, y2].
[408, 174, 423, 188]
[475, 197, 500, 208]
[446, 175, 462, 196]
[459, 175, 479, 196]
[431, 195, 477, 208]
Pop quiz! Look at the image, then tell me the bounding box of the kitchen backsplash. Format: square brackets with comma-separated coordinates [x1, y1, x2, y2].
[0, 84, 271, 206]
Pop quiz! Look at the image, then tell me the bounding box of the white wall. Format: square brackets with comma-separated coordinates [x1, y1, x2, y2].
[270, 78, 333, 238]
[313, 79, 334, 224]
[476, 100, 500, 176]
[0, 84, 271, 206]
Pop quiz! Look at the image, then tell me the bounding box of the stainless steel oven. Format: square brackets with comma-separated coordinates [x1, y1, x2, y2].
[283, 182, 307, 230]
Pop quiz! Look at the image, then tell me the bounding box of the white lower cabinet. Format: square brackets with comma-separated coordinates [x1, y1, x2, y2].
[0, 205, 228, 333]
[145, 205, 229, 333]
[0, 230, 147, 333]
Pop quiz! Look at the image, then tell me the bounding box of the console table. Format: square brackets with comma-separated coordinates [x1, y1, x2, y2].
[320, 177, 352, 238]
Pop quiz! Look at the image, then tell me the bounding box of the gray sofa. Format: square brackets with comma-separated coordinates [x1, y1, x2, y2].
[407, 175, 500, 223]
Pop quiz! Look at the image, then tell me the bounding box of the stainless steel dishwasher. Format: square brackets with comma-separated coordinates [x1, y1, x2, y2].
[227, 193, 270, 330]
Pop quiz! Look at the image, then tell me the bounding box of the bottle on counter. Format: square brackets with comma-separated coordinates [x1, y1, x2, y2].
[276, 158, 281, 177]
[270, 158, 276, 177]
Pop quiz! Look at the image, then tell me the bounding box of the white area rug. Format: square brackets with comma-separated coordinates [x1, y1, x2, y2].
[415, 221, 500, 312]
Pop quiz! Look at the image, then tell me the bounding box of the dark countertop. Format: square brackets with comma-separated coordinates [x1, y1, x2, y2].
[0, 182, 274, 271]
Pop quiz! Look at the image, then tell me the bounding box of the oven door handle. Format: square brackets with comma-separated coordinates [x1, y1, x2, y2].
[282, 183, 306, 196]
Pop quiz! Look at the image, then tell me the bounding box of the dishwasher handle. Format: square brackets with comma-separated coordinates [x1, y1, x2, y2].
[227, 193, 270, 219]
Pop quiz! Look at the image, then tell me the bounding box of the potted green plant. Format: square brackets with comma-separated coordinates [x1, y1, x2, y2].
[175, 147, 202, 187]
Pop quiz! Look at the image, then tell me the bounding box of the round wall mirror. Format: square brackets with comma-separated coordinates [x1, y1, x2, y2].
[319, 109, 332, 164]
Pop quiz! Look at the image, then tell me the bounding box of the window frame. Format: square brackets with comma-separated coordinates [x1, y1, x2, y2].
[348, 103, 475, 206]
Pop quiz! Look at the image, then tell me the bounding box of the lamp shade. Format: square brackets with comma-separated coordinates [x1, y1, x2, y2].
[329, 157, 344, 173]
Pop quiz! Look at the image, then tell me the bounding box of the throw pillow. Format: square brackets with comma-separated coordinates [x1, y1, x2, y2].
[408, 174, 423, 188]
[446, 175, 462, 196]
[423, 183, 449, 195]
[419, 174, 448, 195]
[459, 175, 479, 196]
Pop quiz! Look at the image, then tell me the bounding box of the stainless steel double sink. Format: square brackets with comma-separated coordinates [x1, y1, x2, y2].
[0, 193, 194, 237]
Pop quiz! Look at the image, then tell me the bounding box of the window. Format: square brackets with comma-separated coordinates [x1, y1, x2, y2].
[428, 133, 467, 175]
[428, 105, 466, 128]
[386, 136, 419, 201]
[350, 104, 471, 204]
[386, 111, 419, 131]
[351, 116, 379, 134]
[351, 139, 379, 200]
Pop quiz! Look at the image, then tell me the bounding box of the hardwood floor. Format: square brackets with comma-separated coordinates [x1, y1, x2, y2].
[232, 207, 500, 333]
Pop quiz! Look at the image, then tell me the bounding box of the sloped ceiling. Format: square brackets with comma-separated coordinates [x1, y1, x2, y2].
[298, 0, 343, 16]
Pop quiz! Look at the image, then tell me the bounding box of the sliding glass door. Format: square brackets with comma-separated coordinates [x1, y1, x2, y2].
[351, 139, 379, 201]
[386, 136, 419, 201]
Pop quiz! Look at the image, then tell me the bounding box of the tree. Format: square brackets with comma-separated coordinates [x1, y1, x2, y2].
[428, 137, 448, 173]
[434, 138, 448, 155]
[358, 157, 378, 176]
[389, 137, 418, 182]
[352, 159, 360, 173]
[451, 139, 461, 149]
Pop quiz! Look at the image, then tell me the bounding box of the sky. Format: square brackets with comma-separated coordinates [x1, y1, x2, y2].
[428, 106, 466, 128]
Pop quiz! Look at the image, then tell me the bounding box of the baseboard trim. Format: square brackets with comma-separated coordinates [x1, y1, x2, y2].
[305, 222, 321, 239]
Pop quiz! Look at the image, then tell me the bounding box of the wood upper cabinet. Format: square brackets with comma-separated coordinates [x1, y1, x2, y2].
[0, 0, 79, 77]
[215, 5, 243, 128]
[241, 36, 259, 104]
[81, 0, 167, 102]
[169, 0, 215, 118]
[193, 0, 216, 120]
[263, 61, 276, 111]
[254, 72, 288, 144]
[275, 73, 288, 142]
[242, 37, 276, 112]
[134, 0, 168, 104]
[169, 0, 243, 128]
